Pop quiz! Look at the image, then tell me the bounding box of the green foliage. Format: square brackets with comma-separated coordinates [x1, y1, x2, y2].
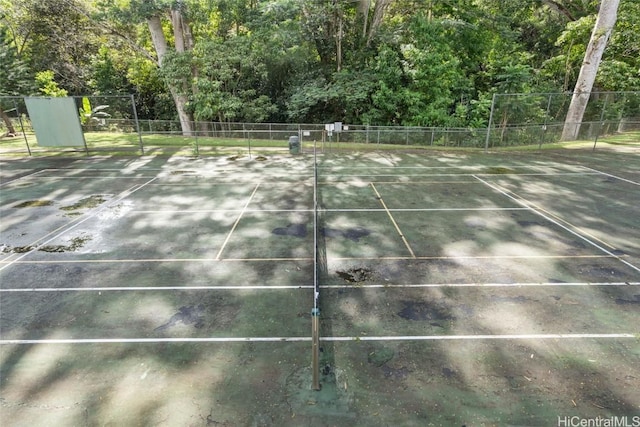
[3, 0, 637, 127]
[177, 36, 277, 122]
[0, 32, 34, 96]
[34, 70, 68, 97]
[9, 0, 101, 94]
[79, 97, 111, 129]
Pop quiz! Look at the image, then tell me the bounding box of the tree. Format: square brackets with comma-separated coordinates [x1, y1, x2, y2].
[1, 0, 101, 94]
[561, 0, 620, 141]
[0, 29, 34, 135]
[184, 37, 276, 123]
[142, 0, 194, 135]
[96, 0, 196, 135]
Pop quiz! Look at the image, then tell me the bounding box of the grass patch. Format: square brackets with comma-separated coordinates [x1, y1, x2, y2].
[60, 195, 107, 212]
[2, 236, 92, 254]
[13, 200, 53, 208]
[40, 236, 92, 253]
[2, 130, 637, 158]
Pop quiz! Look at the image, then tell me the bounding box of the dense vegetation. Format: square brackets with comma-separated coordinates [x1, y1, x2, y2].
[1, 0, 638, 128]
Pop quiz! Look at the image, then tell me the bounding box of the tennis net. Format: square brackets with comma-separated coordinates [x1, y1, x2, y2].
[311, 140, 323, 390]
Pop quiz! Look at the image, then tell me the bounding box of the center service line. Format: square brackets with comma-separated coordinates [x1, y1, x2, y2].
[370, 182, 416, 258]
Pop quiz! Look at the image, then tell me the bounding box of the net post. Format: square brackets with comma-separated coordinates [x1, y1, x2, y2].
[311, 308, 320, 390]
[311, 139, 321, 391]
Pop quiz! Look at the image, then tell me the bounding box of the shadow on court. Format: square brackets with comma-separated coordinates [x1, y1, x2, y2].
[1, 147, 639, 425]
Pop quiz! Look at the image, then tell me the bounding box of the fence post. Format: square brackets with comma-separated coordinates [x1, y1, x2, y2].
[593, 92, 610, 151]
[130, 94, 144, 155]
[539, 93, 553, 150]
[484, 93, 497, 152]
[14, 98, 32, 156]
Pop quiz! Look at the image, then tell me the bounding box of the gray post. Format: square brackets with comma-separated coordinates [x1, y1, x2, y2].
[130, 95, 144, 155]
[593, 92, 610, 151]
[485, 93, 497, 152]
[539, 93, 553, 150]
[15, 98, 32, 156]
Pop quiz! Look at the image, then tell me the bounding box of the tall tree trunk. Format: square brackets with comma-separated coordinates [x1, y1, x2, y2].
[561, 0, 619, 141]
[366, 0, 391, 47]
[0, 107, 17, 135]
[336, 11, 342, 71]
[147, 14, 193, 136]
[358, 0, 370, 39]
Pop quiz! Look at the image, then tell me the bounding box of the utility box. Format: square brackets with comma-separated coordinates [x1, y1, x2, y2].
[288, 135, 301, 154]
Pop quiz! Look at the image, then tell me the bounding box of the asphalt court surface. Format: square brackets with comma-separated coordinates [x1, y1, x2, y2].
[1, 153, 638, 338]
[0, 151, 639, 425]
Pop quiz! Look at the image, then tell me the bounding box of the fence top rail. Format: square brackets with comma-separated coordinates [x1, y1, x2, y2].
[494, 91, 640, 97]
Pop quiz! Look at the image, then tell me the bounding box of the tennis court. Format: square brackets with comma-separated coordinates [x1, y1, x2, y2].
[1, 146, 639, 426]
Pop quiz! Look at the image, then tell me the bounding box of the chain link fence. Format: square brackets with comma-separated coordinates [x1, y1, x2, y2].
[485, 91, 640, 149]
[1, 92, 638, 156]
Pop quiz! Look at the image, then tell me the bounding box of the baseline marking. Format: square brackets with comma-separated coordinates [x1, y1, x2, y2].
[325, 207, 529, 212]
[370, 182, 416, 258]
[2, 282, 636, 293]
[16, 176, 158, 180]
[127, 207, 529, 214]
[130, 209, 313, 213]
[323, 334, 637, 342]
[2, 333, 635, 346]
[0, 254, 615, 265]
[320, 172, 601, 179]
[322, 281, 640, 289]
[0, 285, 313, 292]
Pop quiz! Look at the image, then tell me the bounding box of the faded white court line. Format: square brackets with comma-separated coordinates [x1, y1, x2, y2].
[319, 172, 602, 179]
[322, 281, 640, 289]
[0, 177, 159, 271]
[216, 183, 261, 260]
[1, 282, 637, 293]
[1, 333, 636, 346]
[0, 254, 616, 265]
[370, 182, 416, 258]
[126, 207, 529, 214]
[0, 285, 313, 292]
[0, 169, 46, 187]
[582, 166, 640, 186]
[473, 175, 640, 274]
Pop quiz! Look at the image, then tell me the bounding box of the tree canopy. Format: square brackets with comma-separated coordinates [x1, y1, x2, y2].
[1, 0, 638, 128]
